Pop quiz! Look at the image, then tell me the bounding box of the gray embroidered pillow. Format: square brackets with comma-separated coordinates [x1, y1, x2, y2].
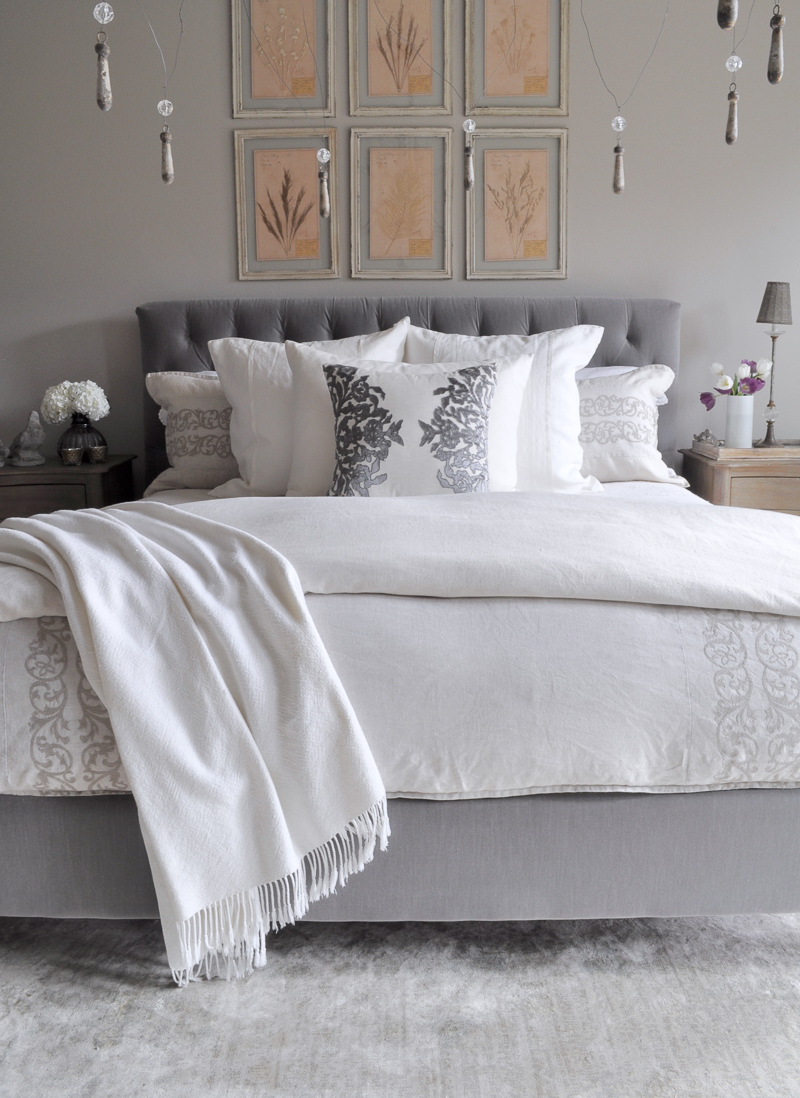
[578, 365, 687, 484]
[144, 372, 239, 495]
[323, 362, 497, 497]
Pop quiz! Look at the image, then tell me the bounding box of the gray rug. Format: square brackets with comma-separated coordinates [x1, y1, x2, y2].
[3, 915, 800, 1098]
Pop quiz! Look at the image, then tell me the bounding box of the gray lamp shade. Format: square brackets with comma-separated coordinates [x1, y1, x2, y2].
[757, 282, 792, 325]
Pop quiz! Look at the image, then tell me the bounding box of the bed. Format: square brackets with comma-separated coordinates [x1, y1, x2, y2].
[3, 294, 800, 954]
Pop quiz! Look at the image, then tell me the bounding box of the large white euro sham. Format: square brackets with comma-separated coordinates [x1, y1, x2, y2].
[404, 324, 604, 492]
[208, 318, 410, 497]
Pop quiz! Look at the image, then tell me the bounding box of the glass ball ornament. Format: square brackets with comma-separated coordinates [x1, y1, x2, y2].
[725, 54, 743, 72]
[316, 147, 331, 165]
[462, 118, 476, 134]
[93, 3, 114, 23]
[611, 116, 627, 133]
[157, 100, 174, 117]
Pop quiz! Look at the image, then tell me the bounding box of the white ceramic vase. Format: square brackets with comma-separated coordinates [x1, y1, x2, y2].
[725, 394, 755, 449]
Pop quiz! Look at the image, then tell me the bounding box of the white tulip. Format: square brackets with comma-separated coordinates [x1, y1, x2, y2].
[737, 363, 751, 380]
[710, 361, 725, 376]
[756, 357, 772, 377]
[717, 375, 734, 391]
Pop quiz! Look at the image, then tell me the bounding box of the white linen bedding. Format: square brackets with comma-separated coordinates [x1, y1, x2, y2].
[2, 489, 798, 805]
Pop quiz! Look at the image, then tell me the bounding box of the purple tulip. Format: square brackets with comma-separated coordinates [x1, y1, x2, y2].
[739, 376, 766, 395]
[741, 359, 757, 369]
[700, 391, 716, 410]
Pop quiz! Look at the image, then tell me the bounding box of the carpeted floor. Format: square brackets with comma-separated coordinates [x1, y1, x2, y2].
[3, 915, 800, 1097]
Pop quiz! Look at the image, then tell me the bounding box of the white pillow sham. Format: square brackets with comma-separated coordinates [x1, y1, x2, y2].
[577, 365, 687, 485]
[208, 317, 410, 497]
[404, 324, 604, 493]
[285, 348, 532, 495]
[576, 365, 668, 406]
[325, 361, 500, 497]
[144, 371, 237, 496]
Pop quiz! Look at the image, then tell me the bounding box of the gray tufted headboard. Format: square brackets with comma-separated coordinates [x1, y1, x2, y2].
[136, 296, 681, 485]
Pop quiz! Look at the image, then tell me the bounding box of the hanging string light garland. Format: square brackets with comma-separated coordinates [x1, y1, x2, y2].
[579, 0, 672, 194]
[93, 3, 114, 111]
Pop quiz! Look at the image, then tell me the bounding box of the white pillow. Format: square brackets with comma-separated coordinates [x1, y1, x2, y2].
[144, 372, 237, 496]
[286, 349, 532, 495]
[404, 324, 604, 493]
[325, 361, 503, 497]
[578, 365, 687, 485]
[576, 365, 668, 406]
[208, 318, 410, 497]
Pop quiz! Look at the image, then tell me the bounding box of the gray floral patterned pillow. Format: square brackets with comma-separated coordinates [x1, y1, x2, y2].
[323, 362, 497, 497]
[145, 372, 239, 495]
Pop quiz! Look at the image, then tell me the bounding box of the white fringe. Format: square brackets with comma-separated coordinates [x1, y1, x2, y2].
[170, 798, 390, 987]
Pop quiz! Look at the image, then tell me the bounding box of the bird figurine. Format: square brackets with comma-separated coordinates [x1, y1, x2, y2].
[8, 410, 46, 466]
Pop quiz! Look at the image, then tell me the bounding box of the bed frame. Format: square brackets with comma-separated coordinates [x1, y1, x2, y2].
[4, 295, 800, 922]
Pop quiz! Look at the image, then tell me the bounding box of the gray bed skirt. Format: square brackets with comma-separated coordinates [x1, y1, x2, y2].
[3, 789, 800, 921]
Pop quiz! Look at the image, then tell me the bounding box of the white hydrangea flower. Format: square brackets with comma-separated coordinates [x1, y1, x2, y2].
[40, 379, 110, 424]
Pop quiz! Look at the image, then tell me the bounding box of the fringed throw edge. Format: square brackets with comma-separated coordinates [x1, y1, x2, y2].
[171, 798, 390, 986]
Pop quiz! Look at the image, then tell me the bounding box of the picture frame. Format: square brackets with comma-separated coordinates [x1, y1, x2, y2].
[466, 128, 566, 279]
[232, 0, 334, 117]
[349, 0, 452, 115]
[351, 128, 452, 279]
[466, 0, 567, 115]
[235, 129, 339, 280]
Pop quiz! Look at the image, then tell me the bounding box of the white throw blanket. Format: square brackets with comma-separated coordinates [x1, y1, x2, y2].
[0, 505, 388, 985]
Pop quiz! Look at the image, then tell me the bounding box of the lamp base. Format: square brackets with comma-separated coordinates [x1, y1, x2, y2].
[755, 421, 781, 448]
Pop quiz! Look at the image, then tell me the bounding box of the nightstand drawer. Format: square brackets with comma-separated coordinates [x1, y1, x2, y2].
[0, 483, 87, 520]
[730, 476, 800, 512]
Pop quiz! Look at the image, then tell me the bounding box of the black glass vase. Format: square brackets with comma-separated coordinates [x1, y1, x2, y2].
[57, 413, 108, 464]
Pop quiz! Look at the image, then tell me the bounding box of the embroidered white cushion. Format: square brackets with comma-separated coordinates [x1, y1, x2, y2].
[208, 318, 410, 497]
[285, 347, 532, 495]
[325, 361, 500, 497]
[578, 365, 687, 484]
[144, 372, 237, 496]
[404, 324, 604, 492]
[576, 365, 668, 405]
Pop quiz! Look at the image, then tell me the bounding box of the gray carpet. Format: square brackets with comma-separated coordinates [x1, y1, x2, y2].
[3, 915, 800, 1097]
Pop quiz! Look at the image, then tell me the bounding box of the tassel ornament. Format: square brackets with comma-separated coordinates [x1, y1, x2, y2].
[613, 144, 625, 194]
[95, 33, 112, 111]
[160, 126, 174, 184]
[726, 85, 739, 144]
[718, 0, 738, 29]
[318, 169, 331, 219]
[768, 6, 785, 84]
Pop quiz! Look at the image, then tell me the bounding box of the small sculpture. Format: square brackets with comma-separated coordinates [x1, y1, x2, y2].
[8, 411, 46, 467]
[0, 439, 9, 467]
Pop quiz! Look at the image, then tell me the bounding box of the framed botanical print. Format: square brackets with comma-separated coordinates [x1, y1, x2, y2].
[235, 129, 339, 279]
[349, 0, 452, 115]
[351, 128, 452, 278]
[466, 129, 566, 279]
[466, 0, 567, 115]
[232, 0, 334, 116]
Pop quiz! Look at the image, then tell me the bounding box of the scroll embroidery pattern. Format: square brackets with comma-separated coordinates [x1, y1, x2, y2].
[26, 617, 125, 794]
[419, 365, 496, 493]
[164, 407, 233, 462]
[324, 365, 404, 496]
[579, 396, 657, 446]
[703, 610, 800, 782]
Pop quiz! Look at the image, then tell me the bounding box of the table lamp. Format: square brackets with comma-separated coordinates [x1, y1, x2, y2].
[755, 281, 792, 447]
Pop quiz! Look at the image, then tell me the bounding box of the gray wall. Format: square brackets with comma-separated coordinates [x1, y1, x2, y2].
[2, 1, 798, 490]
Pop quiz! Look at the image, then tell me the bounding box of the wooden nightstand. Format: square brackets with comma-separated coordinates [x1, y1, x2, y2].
[680, 445, 800, 516]
[0, 455, 136, 521]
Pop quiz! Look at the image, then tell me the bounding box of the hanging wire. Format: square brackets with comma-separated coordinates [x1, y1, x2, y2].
[732, 0, 760, 54]
[134, 0, 187, 99]
[579, 0, 672, 112]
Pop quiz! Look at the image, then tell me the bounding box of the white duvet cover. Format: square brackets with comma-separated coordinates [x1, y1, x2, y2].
[2, 489, 799, 804]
